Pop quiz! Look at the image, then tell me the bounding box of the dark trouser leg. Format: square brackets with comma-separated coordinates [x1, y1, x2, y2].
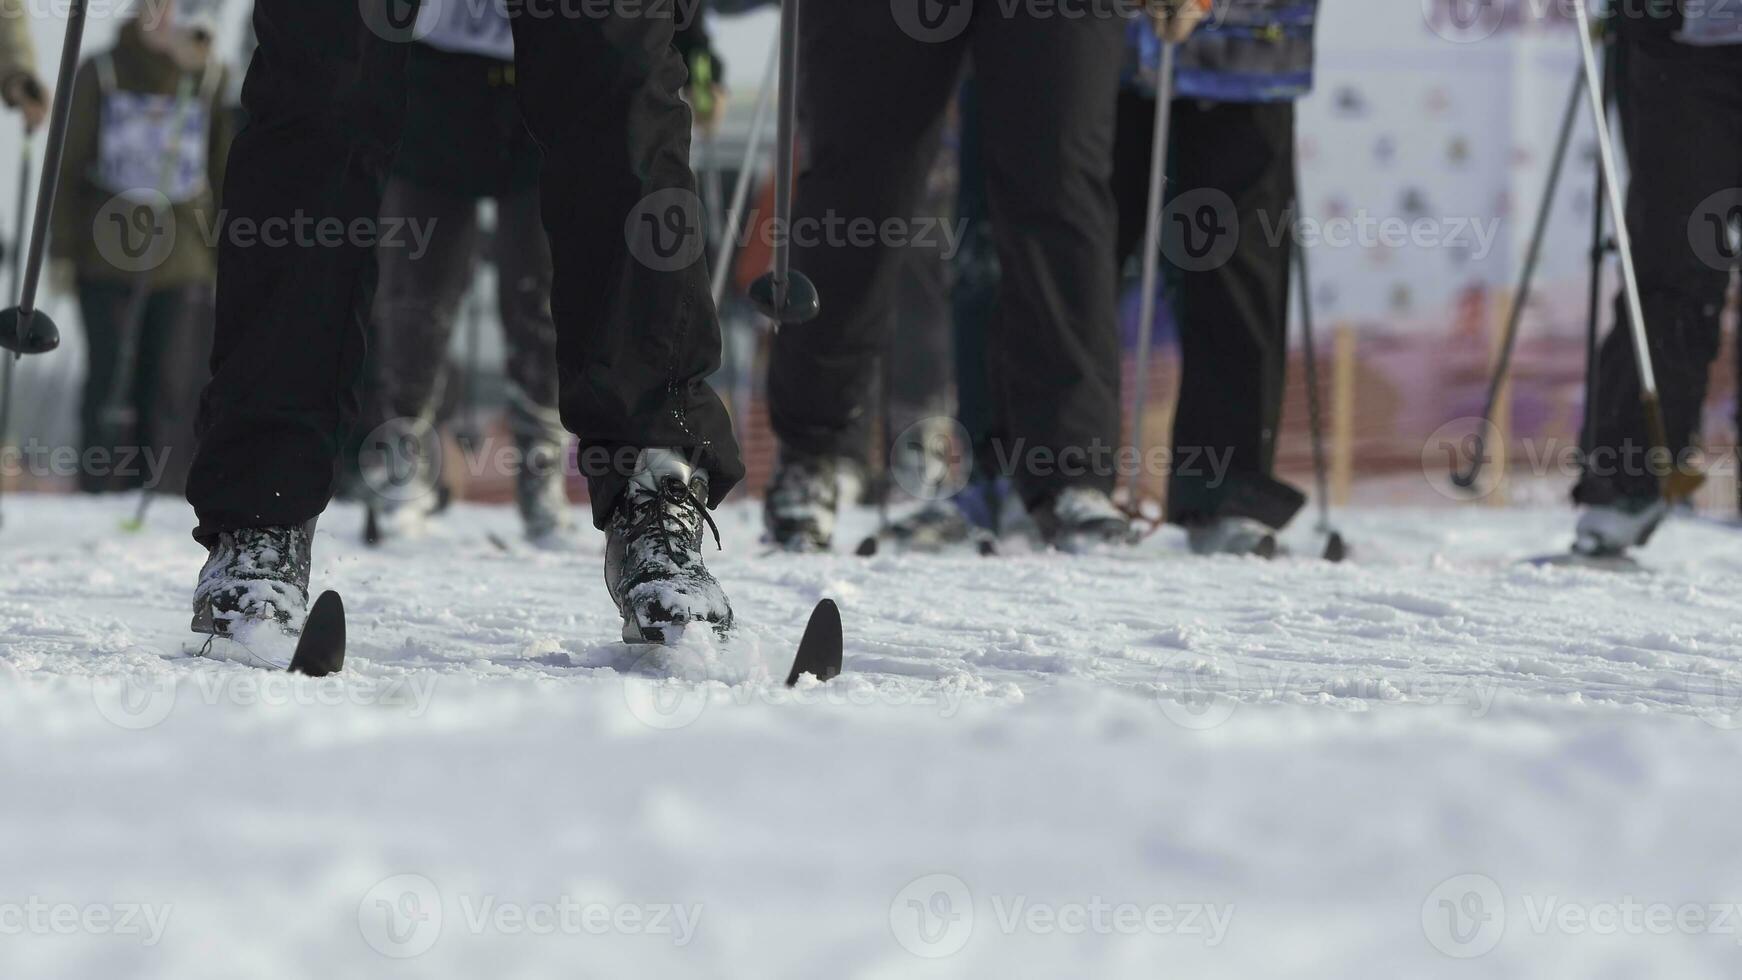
[1574, 41, 1742, 505]
[767, 3, 965, 463]
[1116, 96, 1302, 528]
[950, 77, 1005, 484]
[187, 0, 411, 544]
[493, 185, 567, 508]
[76, 279, 129, 494]
[373, 177, 478, 423]
[133, 284, 212, 496]
[970, 11, 1126, 507]
[508, 6, 740, 527]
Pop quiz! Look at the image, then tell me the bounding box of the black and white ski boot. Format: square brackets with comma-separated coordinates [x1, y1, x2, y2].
[190, 523, 314, 667]
[1185, 516, 1280, 558]
[1033, 487, 1133, 554]
[764, 455, 840, 553]
[1573, 497, 1668, 558]
[606, 449, 733, 644]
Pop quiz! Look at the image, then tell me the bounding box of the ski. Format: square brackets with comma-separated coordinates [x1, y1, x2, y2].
[1523, 551, 1648, 574]
[288, 590, 347, 676]
[785, 598, 843, 687]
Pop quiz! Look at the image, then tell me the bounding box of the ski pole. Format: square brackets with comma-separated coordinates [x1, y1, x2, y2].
[1451, 67, 1584, 491]
[1127, 39, 1177, 505]
[746, 0, 819, 325]
[0, 138, 31, 530]
[710, 41, 776, 309]
[1571, 0, 1700, 502]
[1291, 182, 1347, 563]
[0, 0, 90, 356]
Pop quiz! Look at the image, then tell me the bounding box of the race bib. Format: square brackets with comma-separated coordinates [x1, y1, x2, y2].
[419, 0, 516, 61]
[1677, 0, 1742, 45]
[95, 92, 211, 204]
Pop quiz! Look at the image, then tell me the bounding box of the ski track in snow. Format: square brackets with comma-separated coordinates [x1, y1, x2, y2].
[3, 494, 1742, 978]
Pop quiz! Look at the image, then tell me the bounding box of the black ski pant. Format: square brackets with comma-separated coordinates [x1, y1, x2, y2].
[187, 0, 741, 542]
[1112, 92, 1305, 530]
[373, 178, 563, 456]
[78, 279, 211, 496]
[766, 2, 1126, 509]
[1574, 38, 1742, 506]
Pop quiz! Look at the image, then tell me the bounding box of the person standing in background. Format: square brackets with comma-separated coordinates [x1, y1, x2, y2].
[1114, 0, 1318, 556]
[1569, 6, 1742, 557]
[0, 0, 48, 131]
[49, 0, 233, 495]
[363, 0, 728, 548]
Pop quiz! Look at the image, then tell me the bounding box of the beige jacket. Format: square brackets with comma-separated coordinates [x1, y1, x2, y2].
[0, 0, 35, 99]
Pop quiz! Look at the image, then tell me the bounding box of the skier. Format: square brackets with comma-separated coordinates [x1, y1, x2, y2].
[49, 0, 233, 496]
[763, 1, 1133, 554]
[187, 1, 743, 657]
[0, 0, 47, 131]
[1113, 0, 1319, 555]
[1569, 8, 1742, 557]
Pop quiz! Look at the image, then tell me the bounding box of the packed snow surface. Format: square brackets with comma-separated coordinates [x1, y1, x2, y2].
[3, 493, 1742, 978]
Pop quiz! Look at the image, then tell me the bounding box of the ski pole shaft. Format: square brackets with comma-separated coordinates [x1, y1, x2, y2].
[1293, 197, 1329, 531]
[711, 44, 777, 308]
[17, 0, 87, 324]
[769, 0, 798, 302]
[1128, 40, 1177, 492]
[1452, 67, 1583, 490]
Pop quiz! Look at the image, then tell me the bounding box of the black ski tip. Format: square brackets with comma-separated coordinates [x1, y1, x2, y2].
[1255, 534, 1280, 560]
[289, 591, 347, 677]
[785, 598, 843, 688]
[363, 507, 381, 547]
[1323, 531, 1349, 563]
[855, 535, 879, 557]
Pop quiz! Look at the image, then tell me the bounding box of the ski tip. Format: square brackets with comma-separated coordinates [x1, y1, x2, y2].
[363, 507, 381, 547]
[855, 536, 879, 557]
[1323, 532, 1349, 563]
[785, 598, 843, 688]
[289, 590, 347, 677]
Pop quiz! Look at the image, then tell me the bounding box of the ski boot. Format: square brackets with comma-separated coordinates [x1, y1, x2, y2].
[605, 449, 733, 643]
[1185, 517, 1280, 558]
[1573, 496, 1668, 558]
[764, 454, 840, 552]
[190, 522, 314, 667]
[517, 434, 580, 550]
[1032, 487, 1133, 554]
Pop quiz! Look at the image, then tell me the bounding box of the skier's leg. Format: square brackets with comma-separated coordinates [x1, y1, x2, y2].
[364, 175, 477, 527]
[969, 10, 1127, 544]
[761, 2, 964, 549]
[493, 184, 571, 540]
[1164, 99, 1305, 538]
[507, 5, 741, 529]
[131, 285, 207, 496]
[1575, 40, 1742, 513]
[75, 279, 126, 494]
[186, 0, 412, 543]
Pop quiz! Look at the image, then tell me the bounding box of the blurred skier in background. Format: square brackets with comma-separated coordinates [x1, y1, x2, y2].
[0, 0, 46, 130]
[1570, 7, 1742, 557]
[363, 0, 727, 550]
[764, 2, 1132, 554]
[50, 0, 232, 495]
[1114, 0, 1318, 555]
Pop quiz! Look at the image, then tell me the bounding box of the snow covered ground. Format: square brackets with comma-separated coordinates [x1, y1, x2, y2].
[4, 492, 1742, 978]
